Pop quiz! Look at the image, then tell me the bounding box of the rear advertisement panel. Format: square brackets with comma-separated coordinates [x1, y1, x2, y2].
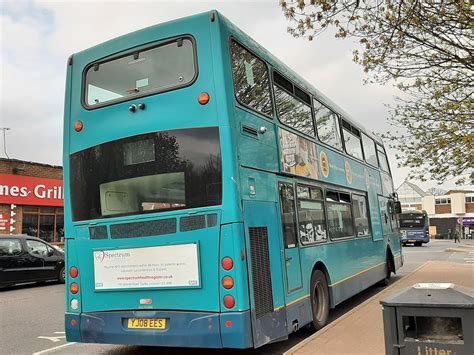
[93, 243, 200, 290]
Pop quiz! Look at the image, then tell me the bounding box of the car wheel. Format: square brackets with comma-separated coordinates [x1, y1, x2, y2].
[309, 270, 330, 331]
[58, 266, 66, 284]
[415, 242, 422, 247]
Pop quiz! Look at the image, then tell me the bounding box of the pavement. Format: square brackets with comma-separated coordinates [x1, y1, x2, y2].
[284, 257, 474, 355]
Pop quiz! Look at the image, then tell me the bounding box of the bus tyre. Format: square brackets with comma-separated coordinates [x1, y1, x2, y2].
[309, 270, 330, 331]
[58, 266, 66, 284]
[378, 255, 392, 286]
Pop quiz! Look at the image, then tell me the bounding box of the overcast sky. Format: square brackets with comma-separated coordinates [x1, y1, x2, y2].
[0, 0, 461, 191]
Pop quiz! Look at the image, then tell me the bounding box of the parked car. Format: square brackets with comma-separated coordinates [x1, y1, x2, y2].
[0, 234, 65, 288]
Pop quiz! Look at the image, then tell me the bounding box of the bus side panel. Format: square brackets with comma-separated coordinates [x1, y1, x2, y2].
[243, 200, 288, 348]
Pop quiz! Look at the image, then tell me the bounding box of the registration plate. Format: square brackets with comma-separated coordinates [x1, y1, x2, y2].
[409, 240, 417, 243]
[127, 318, 166, 329]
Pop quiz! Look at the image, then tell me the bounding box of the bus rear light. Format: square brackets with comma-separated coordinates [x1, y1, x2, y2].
[69, 267, 79, 278]
[70, 299, 79, 310]
[198, 92, 210, 105]
[225, 320, 233, 328]
[70, 283, 79, 294]
[222, 257, 233, 271]
[71, 319, 77, 326]
[223, 295, 235, 309]
[222, 276, 234, 290]
[210, 13, 216, 22]
[74, 120, 83, 132]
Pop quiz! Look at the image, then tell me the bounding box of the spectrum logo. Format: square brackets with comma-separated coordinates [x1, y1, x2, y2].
[94, 251, 131, 263]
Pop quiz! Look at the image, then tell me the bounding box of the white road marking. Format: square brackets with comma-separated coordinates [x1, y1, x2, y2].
[33, 342, 76, 355]
[54, 332, 65, 334]
[37, 335, 66, 343]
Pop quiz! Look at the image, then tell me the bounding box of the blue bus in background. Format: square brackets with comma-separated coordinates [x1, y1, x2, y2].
[63, 10, 403, 349]
[399, 210, 430, 246]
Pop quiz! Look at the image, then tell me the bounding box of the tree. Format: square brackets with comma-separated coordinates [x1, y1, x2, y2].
[281, 0, 473, 184]
[426, 187, 446, 196]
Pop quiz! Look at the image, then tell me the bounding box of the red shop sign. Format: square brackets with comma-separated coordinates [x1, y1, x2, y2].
[0, 213, 9, 232]
[0, 174, 64, 207]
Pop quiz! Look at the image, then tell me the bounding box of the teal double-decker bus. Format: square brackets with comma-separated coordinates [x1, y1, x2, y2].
[63, 11, 403, 349]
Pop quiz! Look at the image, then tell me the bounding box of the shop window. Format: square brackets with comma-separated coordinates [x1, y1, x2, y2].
[39, 215, 55, 243]
[56, 215, 65, 241]
[22, 206, 64, 242]
[297, 185, 327, 244]
[22, 214, 39, 238]
[23, 206, 39, 213]
[279, 183, 298, 248]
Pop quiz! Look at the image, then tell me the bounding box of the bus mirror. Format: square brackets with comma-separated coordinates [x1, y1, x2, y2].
[394, 201, 402, 214]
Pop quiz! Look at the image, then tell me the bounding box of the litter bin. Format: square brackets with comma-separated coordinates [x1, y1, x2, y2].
[380, 283, 474, 355]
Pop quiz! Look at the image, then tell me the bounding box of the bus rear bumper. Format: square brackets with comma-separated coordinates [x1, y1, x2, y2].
[65, 310, 253, 349]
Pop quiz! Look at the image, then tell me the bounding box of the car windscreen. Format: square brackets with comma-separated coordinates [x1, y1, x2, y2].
[84, 37, 196, 108]
[399, 213, 426, 229]
[69, 127, 222, 221]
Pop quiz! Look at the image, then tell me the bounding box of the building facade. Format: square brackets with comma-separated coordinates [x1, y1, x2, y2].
[396, 180, 427, 211]
[0, 158, 64, 243]
[422, 190, 474, 239]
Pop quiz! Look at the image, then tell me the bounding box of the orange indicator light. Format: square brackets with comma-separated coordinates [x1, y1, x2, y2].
[74, 120, 83, 132]
[198, 92, 210, 105]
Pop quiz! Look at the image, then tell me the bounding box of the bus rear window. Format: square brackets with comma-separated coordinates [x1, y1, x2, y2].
[69, 127, 222, 221]
[84, 37, 196, 107]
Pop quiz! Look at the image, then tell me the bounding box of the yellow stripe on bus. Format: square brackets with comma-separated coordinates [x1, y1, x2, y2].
[329, 261, 386, 288]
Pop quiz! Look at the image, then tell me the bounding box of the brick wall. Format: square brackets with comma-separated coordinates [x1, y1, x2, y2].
[435, 204, 452, 214]
[466, 203, 474, 213]
[0, 158, 62, 180]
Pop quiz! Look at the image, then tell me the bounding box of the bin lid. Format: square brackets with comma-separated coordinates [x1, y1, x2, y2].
[380, 283, 474, 308]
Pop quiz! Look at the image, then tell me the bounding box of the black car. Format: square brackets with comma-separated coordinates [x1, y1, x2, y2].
[0, 235, 65, 288]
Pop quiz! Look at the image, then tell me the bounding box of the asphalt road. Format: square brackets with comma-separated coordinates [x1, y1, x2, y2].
[0, 239, 470, 355]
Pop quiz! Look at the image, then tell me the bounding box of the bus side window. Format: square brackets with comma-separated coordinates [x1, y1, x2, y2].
[314, 100, 343, 151]
[279, 183, 298, 248]
[296, 185, 327, 244]
[230, 40, 273, 117]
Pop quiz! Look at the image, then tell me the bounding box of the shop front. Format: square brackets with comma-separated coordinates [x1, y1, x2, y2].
[0, 159, 64, 244]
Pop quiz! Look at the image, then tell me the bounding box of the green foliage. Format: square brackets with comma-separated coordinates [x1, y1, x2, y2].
[281, 0, 473, 184]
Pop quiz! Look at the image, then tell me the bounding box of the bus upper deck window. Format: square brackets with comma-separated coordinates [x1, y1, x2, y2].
[84, 37, 196, 108]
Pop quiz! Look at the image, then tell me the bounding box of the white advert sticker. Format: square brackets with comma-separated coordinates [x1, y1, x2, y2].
[93, 244, 199, 290]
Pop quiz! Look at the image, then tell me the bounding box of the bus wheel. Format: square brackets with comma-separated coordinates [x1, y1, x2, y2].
[309, 270, 330, 331]
[378, 255, 393, 286]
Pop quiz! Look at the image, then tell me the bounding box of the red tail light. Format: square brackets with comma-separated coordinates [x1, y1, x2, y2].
[223, 295, 235, 309]
[222, 276, 234, 290]
[69, 267, 78, 278]
[70, 283, 79, 294]
[222, 257, 233, 271]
